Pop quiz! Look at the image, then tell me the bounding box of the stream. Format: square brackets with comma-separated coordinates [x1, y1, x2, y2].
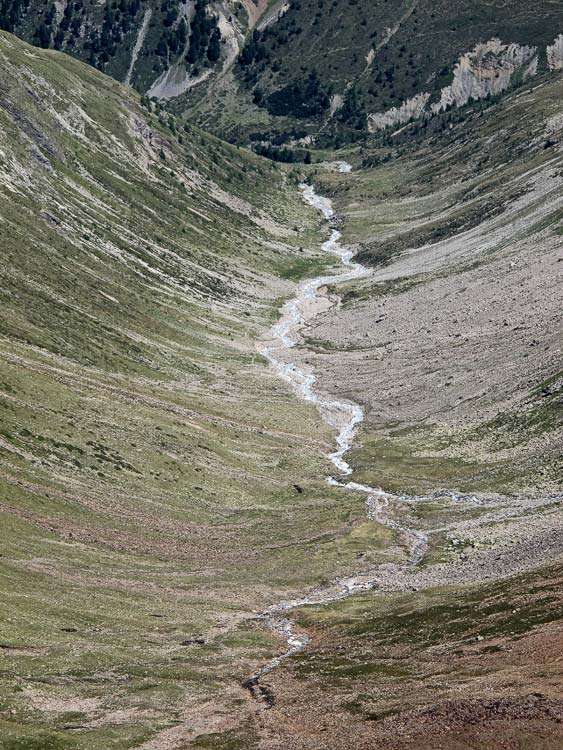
[243, 172, 428, 703]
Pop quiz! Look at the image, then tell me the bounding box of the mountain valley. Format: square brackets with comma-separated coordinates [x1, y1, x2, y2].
[0, 4, 561, 749]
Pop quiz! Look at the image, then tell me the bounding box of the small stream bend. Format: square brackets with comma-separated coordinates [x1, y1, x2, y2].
[244, 175, 427, 701]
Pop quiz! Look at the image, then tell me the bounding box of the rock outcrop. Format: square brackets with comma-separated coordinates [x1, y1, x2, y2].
[546, 33, 563, 70]
[368, 92, 430, 132]
[430, 39, 537, 114]
[368, 38, 542, 132]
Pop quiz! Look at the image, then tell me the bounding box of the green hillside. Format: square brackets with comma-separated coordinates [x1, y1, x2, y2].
[0, 30, 374, 748]
[195, 0, 563, 142]
[237, 0, 561, 104]
[4, 1, 562, 146]
[0, 10, 562, 749]
[0, 0, 239, 92]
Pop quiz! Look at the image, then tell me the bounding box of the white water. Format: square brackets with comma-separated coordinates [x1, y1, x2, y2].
[260, 182, 371, 478]
[246, 170, 428, 695]
[332, 160, 353, 173]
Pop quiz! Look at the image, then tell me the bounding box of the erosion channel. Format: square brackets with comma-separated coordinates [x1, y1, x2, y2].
[242, 169, 428, 705]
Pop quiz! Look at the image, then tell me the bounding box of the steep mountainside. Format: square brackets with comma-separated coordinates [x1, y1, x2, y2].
[0, 14, 562, 750]
[0, 29, 376, 748]
[0, 0, 259, 94]
[3, 1, 562, 145]
[196, 0, 563, 142]
[236, 3, 561, 106]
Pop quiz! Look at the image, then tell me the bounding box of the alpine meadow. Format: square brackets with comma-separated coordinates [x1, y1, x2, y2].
[0, 2, 562, 749]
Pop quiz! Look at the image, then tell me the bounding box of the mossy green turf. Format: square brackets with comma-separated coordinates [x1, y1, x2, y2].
[283, 562, 563, 733]
[0, 31, 388, 747]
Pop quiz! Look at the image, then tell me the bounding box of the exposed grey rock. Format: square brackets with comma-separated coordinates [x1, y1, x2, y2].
[368, 92, 430, 132]
[431, 39, 537, 114]
[368, 38, 540, 132]
[546, 33, 563, 70]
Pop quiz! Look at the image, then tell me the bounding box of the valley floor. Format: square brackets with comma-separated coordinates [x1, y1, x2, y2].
[226, 76, 563, 750]
[0, 31, 561, 750]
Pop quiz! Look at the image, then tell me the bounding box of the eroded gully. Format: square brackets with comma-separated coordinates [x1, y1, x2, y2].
[243, 172, 428, 704]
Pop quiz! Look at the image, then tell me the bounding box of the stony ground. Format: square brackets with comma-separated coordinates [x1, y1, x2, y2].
[0, 31, 561, 750]
[229, 74, 563, 749]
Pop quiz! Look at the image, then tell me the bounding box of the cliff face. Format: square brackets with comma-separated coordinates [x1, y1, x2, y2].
[368, 36, 560, 132]
[430, 39, 537, 113]
[547, 33, 563, 70]
[368, 92, 430, 132]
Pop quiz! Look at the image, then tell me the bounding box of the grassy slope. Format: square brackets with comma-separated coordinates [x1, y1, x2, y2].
[260, 563, 563, 749]
[222, 77, 563, 750]
[311, 73, 563, 495]
[194, 0, 563, 140]
[0, 31, 382, 749]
